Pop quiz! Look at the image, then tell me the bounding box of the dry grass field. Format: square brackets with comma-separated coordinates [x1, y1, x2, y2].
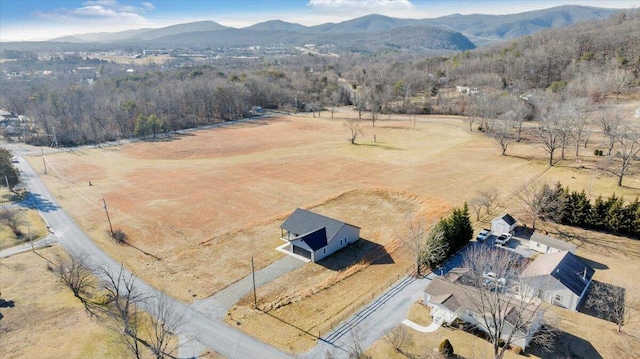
[0, 246, 134, 359]
[20, 97, 640, 357]
[28, 113, 551, 302]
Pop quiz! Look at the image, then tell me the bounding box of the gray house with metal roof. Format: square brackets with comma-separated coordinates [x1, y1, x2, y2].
[280, 208, 360, 262]
[520, 251, 594, 311]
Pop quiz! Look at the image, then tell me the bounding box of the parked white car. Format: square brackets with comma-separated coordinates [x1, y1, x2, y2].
[495, 233, 512, 245]
[476, 229, 491, 242]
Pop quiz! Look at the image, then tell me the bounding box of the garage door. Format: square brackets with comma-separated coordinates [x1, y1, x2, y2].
[292, 245, 312, 260]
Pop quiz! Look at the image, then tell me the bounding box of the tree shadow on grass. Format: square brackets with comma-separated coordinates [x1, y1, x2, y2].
[579, 280, 624, 323]
[529, 327, 602, 359]
[316, 238, 394, 271]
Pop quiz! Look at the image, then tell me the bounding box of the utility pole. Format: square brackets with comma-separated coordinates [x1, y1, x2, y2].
[102, 198, 114, 238]
[251, 256, 257, 309]
[42, 148, 47, 174]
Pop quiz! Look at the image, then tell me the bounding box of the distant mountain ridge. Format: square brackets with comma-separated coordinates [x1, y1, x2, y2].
[36, 5, 624, 52]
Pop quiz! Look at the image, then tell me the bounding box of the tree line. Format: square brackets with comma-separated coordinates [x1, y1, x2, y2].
[0, 10, 638, 148]
[523, 181, 640, 239]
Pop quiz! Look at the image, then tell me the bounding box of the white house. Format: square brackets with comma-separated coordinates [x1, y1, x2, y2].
[520, 251, 594, 311]
[491, 214, 517, 234]
[528, 232, 577, 254]
[280, 208, 360, 263]
[424, 268, 542, 350]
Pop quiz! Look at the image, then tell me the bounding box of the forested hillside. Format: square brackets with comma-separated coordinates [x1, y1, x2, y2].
[0, 10, 638, 147]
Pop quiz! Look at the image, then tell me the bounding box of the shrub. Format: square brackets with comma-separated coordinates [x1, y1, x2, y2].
[438, 338, 454, 357]
[510, 345, 523, 354]
[112, 229, 127, 244]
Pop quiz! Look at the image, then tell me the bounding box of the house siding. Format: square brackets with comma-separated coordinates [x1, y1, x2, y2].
[313, 224, 359, 262]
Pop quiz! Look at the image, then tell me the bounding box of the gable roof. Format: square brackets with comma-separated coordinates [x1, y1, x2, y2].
[521, 251, 594, 296]
[280, 208, 358, 242]
[530, 232, 577, 252]
[295, 227, 328, 251]
[494, 214, 517, 226]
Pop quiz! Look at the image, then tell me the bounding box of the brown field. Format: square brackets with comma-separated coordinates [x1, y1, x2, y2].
[0, 246, 134, 359]
[22, 99, 640, 357]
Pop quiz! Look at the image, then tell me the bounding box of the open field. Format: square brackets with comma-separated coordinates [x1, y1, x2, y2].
[20, 99, 640, 356]
[0, 246, 134, 359]
[27, 112, 556, 302]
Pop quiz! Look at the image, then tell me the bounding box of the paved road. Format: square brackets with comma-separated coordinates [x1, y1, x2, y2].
[0, 234, 58, 258]
[301, 274, 434, 359]
[10, 153, 294, 359]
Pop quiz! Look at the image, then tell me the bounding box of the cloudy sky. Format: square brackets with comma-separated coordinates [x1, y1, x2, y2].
[1, 0, 638, 41]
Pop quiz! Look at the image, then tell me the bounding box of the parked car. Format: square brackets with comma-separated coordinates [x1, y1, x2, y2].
[476, 229, 491, 242]
[483, 271, 507, 286]
[495, 233, 512, 245]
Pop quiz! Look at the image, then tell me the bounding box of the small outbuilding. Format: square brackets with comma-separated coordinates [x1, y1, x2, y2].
[491, 214, 517, 235]
[528, 232, 577, 254]
[280, 208, 360, 263]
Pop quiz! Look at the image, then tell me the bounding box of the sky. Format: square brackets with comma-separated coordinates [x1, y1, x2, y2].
[1, 0, 639, 41]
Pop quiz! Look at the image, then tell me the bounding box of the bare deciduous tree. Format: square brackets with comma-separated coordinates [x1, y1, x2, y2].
[384, 325, 410, 355]
[98, 265, 147, 359]
[0, 207, 25, 236]
[566, 98, 591, 157]
[612, 125, 640, 187]
[598, 109, 623, 156]
[55, 253, 95, 298]
[518, 182, 562, 229]
[476, 186, 499, 215]
[537, 101, 565, 166]
[488, 118, 513, 156]
[344, 119, 364, 145]
[461, 245, 556, 359]
[146, 292, 185, 359]
[403, 218, 448, 276]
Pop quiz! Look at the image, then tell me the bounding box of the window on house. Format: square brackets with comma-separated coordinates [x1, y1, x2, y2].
[537, 289, 544, 299]
[554, 293, 562, 302]
[340, 239, 343, 245]
[323, 248, 326, 254]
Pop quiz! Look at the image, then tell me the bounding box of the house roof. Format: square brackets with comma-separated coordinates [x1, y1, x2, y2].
[521, 251, 594, 296]
[280, 208, 358, 242]
[295, 227, 328, 251]
[530, 232, 577, 252]
[493, 214, 517, 226]
[424, 276, 471, 313]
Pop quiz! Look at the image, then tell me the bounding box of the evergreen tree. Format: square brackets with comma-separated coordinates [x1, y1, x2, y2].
[0, 148, 20, 189]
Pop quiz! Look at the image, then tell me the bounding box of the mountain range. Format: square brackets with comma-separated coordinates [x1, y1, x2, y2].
[37, 5, 623, 52]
